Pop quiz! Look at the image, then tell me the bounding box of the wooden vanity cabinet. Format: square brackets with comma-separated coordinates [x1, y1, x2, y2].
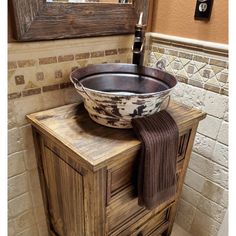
[27, 101, 206, 236]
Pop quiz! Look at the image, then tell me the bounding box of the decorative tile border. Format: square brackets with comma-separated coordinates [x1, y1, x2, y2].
[8, 48, 131, 100]
[146, 35, 228, 96]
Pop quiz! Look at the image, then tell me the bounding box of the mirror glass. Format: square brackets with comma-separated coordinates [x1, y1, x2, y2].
[46, 0, 132, 3]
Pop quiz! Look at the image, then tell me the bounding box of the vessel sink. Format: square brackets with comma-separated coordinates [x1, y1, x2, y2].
[70, 63, 177, 129]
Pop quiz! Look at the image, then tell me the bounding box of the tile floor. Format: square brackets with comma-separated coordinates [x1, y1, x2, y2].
[171, 223, 192, 236]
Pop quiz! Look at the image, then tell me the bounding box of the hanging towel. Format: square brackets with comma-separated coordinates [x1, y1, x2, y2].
[131, 110, 179, 210]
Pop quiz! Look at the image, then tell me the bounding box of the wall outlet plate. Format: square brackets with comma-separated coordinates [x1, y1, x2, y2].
[194, 0, 214, 21]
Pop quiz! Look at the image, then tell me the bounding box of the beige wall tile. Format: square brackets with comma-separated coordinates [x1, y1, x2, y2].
[8, 192, 33, 218]
[13, 210, 36, 233]
[8, 173, 29, 200]
[16, 226, 39, 236]
[37, 220, 49, 236]
[181, 184, 201, 207]
[64, 87, 82, 105]
[41, 89, 65, 110]
[197, 196, 226, 223]
[190, 209, 220, 236]
[8, 128, 23, 155]
[201, 180, 228, 208]
[30, 188, 44, 208]
[189, 152, 228, 189]
[197, 115, 222, 140]
[175, 199, 196, 232]
[8, 152, 26, 178]
[184, 168, 205, 193]
[8, 220, 16, 236]
[13, 95, 44, 126]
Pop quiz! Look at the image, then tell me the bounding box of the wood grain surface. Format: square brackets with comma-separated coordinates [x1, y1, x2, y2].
[29, 100, 206, 236]
[10, 0, 151, 41]
[27, 100, 206, 170]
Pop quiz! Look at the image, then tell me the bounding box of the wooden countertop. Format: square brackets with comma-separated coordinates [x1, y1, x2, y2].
[27, 100, 206, 170]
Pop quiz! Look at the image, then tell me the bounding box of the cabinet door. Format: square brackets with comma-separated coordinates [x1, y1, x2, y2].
[42, 147, 85, 236]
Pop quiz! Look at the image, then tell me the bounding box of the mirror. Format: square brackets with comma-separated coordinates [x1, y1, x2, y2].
[46, 0, 132, 3]
[11, 0, 151, 41]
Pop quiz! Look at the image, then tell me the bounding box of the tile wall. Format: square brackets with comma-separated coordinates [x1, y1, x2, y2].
[8, 35, 133, 235]
[146, 35, 228, 236]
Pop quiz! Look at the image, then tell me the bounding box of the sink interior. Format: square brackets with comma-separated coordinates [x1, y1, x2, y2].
[80, 73, 170, 94]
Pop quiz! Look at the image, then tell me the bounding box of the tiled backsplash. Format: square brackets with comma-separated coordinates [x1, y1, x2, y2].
[146, 34, 228, 236]
[8, 35, 133, 236]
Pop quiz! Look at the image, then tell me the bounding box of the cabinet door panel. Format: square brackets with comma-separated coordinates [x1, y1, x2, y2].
[42, 147, 85, 236]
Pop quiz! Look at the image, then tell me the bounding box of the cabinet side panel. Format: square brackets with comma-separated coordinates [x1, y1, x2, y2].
[42, 146, 85, 235]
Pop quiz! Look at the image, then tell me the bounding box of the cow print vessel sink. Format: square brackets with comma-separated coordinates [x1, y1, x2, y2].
[70, 63, 177, 129]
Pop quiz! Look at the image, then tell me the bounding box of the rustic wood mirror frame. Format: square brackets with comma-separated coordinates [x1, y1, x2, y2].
[10, 0, 151, 41]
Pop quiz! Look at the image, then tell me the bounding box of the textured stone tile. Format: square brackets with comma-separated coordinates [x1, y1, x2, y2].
[64, 87, 82, 105]
[13, 210, 36, 234]
[213, 142, 228, 167]
[54, 70, 63, 79]
[75, 52, 90, 60]
[193, 133, 216, 158]
[42, 84, 59, 92]
[204, 83, 220, 93]
[37, 220, 49, 236]
[217, 121, 228, 145]
[184, 168, 205, 193]
[58, 54, 74, 62]
[171, 223, 192, 236]
[22, 88, 41, 97]
[8, 101, 17, 129]
[24, 81, 38, 89]
[197, 196, 226, 223]
[8, 173, 29, 200]
[17, 226, 39, 236]
[188, 79, 203, 89]
[8, 152, 26, 178]
[181, 184, 201, 207]
[8, 128, 23, 155]
[193, 55, 209, 64]
[13, 95, 44, 125]
[35, 72, 44, 81]
[179, 52, 193, 60]
[8, 92, 21, 100]
[9, 220, 16, 236]
[190, 209, 220, 236]
[59, 82, 73, 89]
[176, 75, 188, 84]
[8, 61, 17, 70]
[39, 57, 57, 65]
[201, 180, 228, 208]
[105, 49, 117, 56]
[209, 59, 227, 68]
[218, 72, 228, 83]
[197, 115, 221, 139]
[23, 150, 37, 171]
[15, 75, 25, 85]
[186, 65, 195, 74]
[41, 89, 65, 110]
[182, 85, 206, 109]
[17, 60, 36, 68]
[175, 199, 196, 232]
[91, 51, 104, 58]
[189, 152, 228, 188]
[165, 49, 178, 56]
[8, 192, 33, 218]
[203, 91, 228, 118]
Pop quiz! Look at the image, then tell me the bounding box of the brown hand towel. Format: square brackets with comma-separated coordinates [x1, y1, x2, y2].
[131, 110, 179, 210]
